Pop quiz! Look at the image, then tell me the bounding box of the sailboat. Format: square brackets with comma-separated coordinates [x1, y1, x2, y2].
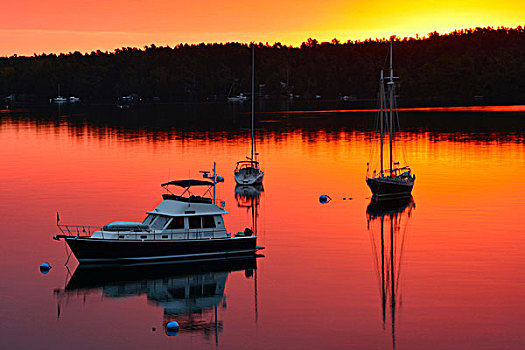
[53, 84, 67, 103]
[234, 45, 264, 185]
[366, 40, 415, 200]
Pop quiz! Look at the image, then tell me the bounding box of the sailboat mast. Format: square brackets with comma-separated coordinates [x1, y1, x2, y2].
[380, 71, 385, 176]
[388, 40, 394, 175]
[251, 45, 255, 161]
[213, 162, 216, 205]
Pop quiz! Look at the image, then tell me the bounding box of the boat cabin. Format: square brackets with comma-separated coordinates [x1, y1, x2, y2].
[235, 160, 261, 173]
[91, 179, 229, 240]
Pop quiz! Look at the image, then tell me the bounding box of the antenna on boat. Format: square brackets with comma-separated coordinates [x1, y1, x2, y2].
[200, 162, 224, 205]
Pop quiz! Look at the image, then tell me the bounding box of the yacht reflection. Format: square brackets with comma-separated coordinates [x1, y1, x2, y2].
[235, 184, 263, 235]
[366, 197, 415, 350]
[55, 258, 258, 341]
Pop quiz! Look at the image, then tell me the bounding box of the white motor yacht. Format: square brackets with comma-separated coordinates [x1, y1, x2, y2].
[54, 163, 260, 263]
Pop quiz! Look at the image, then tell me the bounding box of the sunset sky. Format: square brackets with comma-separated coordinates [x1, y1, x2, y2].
[1, 0, 523, 56]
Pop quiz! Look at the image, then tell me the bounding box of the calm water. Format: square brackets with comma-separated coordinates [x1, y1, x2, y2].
[1, 104, 524, 349]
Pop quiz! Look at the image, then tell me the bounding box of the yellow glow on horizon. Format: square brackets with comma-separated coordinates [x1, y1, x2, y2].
[0, 0, 523, 56]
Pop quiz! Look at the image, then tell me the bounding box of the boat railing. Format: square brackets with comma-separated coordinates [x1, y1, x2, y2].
[106, 229, 230, 240]
[57, 224, 101, 237]
[368, 166, 412, 178]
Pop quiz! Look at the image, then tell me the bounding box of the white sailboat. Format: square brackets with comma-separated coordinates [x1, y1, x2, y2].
[53, 84, 67, 103]
[234, 45, 264, 185]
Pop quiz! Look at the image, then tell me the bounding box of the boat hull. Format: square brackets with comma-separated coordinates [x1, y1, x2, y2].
[366, 177, 414, 200]
[234, 170, 264, 185]
[63, 236, 257, 264]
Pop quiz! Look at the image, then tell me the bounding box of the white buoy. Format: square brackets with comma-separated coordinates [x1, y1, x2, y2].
[166, 321, 179, 336]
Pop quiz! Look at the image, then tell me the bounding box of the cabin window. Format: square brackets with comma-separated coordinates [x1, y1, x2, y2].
[190, 284, 217, 298]
[151, 215, 169, 229]
[142, 214, 156, 225]
[189, 216, 201, 229]
[202, 216, 216, 228]
[166, 217, 184, 229]
[169, 288, 185, 299]
[140, 235, 147, 239]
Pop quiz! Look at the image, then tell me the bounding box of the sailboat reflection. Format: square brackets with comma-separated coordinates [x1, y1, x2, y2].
[366, 197, 415, 350]
[55, 258, 258, 341]
[235, 185, 263, 235]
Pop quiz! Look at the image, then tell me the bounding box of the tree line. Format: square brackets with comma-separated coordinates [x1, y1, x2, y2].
[1, 26, 524, 105]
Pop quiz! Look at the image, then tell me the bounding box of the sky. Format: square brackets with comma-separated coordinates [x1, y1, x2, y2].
[1, 0, 523, 56]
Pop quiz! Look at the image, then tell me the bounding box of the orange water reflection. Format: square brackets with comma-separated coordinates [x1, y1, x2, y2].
[0, 114, 524, 349]
[260, 104, 525, 115]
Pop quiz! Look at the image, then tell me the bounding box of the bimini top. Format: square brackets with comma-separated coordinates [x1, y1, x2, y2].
[161, 179, 214, 188]
[161, 179, 216, 204]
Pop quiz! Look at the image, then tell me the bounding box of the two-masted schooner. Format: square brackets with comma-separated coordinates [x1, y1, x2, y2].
[366, 40, 415, 200]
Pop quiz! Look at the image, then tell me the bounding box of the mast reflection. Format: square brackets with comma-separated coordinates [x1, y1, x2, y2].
[234, 184, 263, 235]
[234, 184, 263, 323]
[55, 258, 257, 342]
[366, 197, 415, 350]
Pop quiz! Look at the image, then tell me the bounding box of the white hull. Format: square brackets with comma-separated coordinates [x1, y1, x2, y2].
[53, 97, 67, 103]
[234, 170, 264, 185]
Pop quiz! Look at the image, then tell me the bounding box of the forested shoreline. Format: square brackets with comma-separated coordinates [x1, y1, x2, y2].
[1, 26, 524, 106]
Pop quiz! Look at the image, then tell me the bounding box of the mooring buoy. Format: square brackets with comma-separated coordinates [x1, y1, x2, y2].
[166, 321, 179, 336]
[40, 262, 51, 274]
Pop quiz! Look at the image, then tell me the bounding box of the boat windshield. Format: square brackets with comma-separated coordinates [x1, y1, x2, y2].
[142, 214, 171, 229]
[235, 161, 260, 171]
[150, 215, 169, 230]
[143, 214, 156, 225]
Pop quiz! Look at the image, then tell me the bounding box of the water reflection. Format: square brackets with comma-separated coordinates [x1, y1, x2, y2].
[366, 197, 415, 350]
[235, 185, 263, 235]
[2, 104, 524, 144]
[54, 258, 257, 342]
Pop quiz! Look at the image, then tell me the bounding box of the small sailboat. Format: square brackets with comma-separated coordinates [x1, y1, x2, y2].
[234, 45, 264, 185]
[53, 84, 67, 103]
[227, 92, 249, 103]
[366, 40, 415, 200]
[227, 78, 249, 103]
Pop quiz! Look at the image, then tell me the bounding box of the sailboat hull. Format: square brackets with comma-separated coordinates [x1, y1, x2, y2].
[234, 169, 264, 185]
[366, 177, 414, 200]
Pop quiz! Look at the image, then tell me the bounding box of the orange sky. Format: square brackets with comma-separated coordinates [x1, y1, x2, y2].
[1, 0, 524, 56]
